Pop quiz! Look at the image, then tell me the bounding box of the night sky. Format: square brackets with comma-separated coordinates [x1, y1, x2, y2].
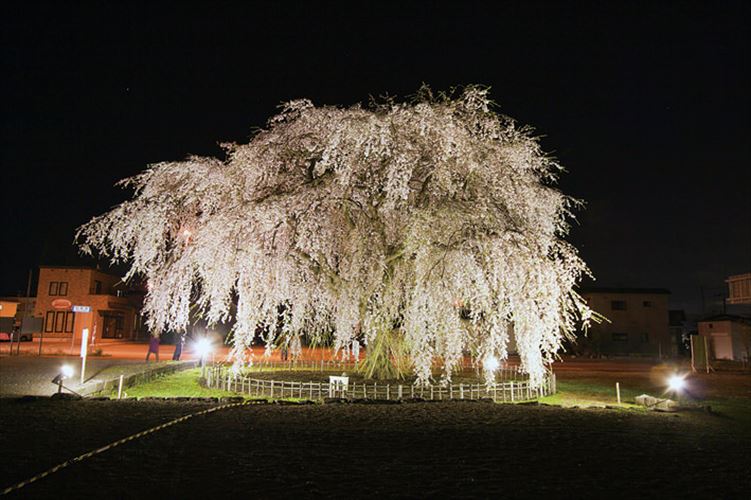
[2, 1, 749, 313]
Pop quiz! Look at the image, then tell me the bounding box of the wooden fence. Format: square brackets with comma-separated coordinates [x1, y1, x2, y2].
[204, 365, 556, 403]
[239, 359, 526, 382]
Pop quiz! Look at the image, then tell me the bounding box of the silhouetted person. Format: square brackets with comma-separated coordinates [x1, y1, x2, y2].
[146, 335, 160, 362]
[172, 333, 185, 361]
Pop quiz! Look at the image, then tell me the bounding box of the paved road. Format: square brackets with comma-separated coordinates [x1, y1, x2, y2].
[0, 338, 334, 362]
[0, 356, 146, 396]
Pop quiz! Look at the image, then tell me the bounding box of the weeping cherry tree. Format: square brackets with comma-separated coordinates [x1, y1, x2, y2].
[77, 86, 594, 386]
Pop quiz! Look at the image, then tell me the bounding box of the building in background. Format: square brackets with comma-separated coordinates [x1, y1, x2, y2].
[726, 273, 751, 306]
[0, 296, 36, 321]
[697, 314, 751, 362]
[0, 297, 38, 341]
[577, 287, 671, 357]
[32, 266, 145, 342]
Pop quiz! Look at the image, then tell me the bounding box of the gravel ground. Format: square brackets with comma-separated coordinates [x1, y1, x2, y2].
[1, 400, 748, 499]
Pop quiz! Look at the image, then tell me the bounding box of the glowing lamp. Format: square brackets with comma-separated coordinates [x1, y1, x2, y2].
[667, 374, 686, 392]
[195, 337, 213, 358]
[52, 364, 76, 394]
[483, 355, 500, 373]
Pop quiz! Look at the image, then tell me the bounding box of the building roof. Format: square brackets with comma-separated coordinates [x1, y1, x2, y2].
[578, 287, 671, 295]
[39, 265, 122, 278]
[698, 314, 751, 325]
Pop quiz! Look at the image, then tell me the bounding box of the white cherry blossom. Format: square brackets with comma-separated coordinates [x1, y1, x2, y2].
[78, 86, 593, 386]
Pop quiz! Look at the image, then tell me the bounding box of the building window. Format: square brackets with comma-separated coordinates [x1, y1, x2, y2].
[94, 280, 102, 294]
[45, 311, 74, 333]
[54, 311, 65, 333]
[612, 332, 628, 342]
[48, 281, 68, 296]
[641, 332, 649, 343]
[611, 300, 627, 311]
[45, 311, 55, 332]
[643, 301, 652, 307]
[64, 312, 74, 333]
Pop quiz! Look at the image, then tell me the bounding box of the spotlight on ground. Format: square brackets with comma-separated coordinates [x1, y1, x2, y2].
[52, 364, 75, 393]
[667, 374, 686, 392]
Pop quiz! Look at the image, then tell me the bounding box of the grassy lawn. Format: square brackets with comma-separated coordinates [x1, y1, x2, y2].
[539, 378, 658, 411]
[111, 368, 239, 398]
[116, 363, 751, 424]
[545, 370, 751, 423]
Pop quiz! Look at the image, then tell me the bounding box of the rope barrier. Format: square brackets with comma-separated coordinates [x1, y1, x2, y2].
[1, 401, 251, 496]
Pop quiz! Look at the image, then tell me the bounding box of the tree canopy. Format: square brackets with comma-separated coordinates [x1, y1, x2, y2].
[78, 86, 593, 385]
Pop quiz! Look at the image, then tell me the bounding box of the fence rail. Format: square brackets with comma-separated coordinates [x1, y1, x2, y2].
[240, 359, 526, 381]
[204, 365, 556, 403]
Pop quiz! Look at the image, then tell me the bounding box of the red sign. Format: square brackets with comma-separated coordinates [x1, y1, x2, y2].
[51, 299, 72, 310]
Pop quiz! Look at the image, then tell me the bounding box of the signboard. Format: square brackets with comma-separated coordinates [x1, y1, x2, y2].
[52, 299, 72, 310]
[81, 328, 89, 358]
[328, 375, 349, 397]
[72, 305, 91, 313]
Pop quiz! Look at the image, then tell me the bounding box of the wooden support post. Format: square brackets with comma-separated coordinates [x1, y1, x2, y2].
[616, 382, 621, 404]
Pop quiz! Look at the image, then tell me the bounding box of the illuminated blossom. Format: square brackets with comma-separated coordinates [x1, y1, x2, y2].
[78, 86, 593, 385]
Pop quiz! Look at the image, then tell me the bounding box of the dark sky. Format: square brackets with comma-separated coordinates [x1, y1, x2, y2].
[2, 1, 749, 313]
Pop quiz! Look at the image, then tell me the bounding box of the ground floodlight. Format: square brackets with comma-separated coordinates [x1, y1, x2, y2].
[52, 364, 76, 394]
[667, 374, 686, 392]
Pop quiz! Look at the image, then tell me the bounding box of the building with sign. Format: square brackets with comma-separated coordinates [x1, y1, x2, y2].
[33, 266, 145, 341]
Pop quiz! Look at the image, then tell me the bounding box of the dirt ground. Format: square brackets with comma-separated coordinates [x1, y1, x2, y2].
[1, 399, 748, 499]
